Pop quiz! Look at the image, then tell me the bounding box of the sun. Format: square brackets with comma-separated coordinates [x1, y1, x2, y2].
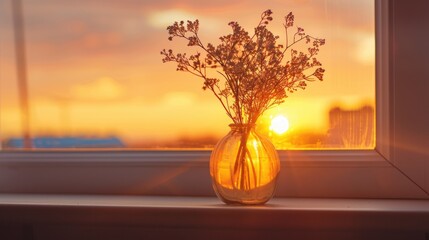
[270, 115, 290, 135]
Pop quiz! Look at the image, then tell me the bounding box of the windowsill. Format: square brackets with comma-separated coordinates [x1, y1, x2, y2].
[3, 150, 426, 199]
[1, 194, 429, 232]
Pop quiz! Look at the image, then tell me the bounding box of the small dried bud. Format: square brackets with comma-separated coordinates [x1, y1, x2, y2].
[314, 68, 325, 81]
[188, 36, 198, 46]
[285, 12, 294, 27]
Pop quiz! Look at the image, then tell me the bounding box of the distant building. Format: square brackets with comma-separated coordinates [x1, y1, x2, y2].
[324, 106, 375, 148]
[4, 137, 125, 149]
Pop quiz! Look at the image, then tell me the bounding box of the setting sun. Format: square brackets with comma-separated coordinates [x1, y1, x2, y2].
[270, 115, 290, 135]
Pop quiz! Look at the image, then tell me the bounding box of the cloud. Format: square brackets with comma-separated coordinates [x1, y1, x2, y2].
[355, 33, 375, 65]
[70, 77, 125, 100]
[147, 9, 221, 30]
[162, 91, 196, 107]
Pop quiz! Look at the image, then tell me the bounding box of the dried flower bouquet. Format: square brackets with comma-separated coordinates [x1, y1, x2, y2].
[162, 10, 325, 193]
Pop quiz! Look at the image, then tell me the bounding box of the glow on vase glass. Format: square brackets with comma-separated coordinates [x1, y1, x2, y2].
[270, 115, 289, 135]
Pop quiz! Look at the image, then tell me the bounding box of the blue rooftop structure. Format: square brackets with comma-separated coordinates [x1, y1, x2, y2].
[5, 137, 125, 149]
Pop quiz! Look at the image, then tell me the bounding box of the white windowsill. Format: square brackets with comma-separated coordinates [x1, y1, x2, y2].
[1, 150, 426, 199]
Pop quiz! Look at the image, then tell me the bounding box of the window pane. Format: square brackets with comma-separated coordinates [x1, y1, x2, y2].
[0, 0, 374, 150]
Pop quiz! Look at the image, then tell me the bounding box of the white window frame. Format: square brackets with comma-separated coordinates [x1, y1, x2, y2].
[0, 0, 428, 199]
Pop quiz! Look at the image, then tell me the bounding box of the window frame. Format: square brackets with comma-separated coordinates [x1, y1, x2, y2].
[0, 0, 428, 199]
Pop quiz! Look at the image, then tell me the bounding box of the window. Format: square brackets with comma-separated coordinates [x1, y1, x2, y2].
[0, 0, 375, 150]
[0, 0, 428, 199]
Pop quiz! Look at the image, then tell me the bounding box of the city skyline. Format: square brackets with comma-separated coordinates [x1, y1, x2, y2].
[2, 104, 375, 150]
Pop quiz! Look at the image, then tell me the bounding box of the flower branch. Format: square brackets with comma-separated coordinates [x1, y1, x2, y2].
[161, 10, 325, 126]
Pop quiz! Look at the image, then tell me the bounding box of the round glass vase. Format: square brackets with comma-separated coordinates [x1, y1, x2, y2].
[210, 124, 280, 205]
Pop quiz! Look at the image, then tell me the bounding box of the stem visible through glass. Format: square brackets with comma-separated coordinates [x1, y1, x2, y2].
[232, 126, 258, 190]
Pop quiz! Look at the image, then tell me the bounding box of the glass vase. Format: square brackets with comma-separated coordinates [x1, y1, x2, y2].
[210, 124, 280, 205]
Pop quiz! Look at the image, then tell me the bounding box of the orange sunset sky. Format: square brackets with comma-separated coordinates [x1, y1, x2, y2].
[0, 0, 374, 146]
